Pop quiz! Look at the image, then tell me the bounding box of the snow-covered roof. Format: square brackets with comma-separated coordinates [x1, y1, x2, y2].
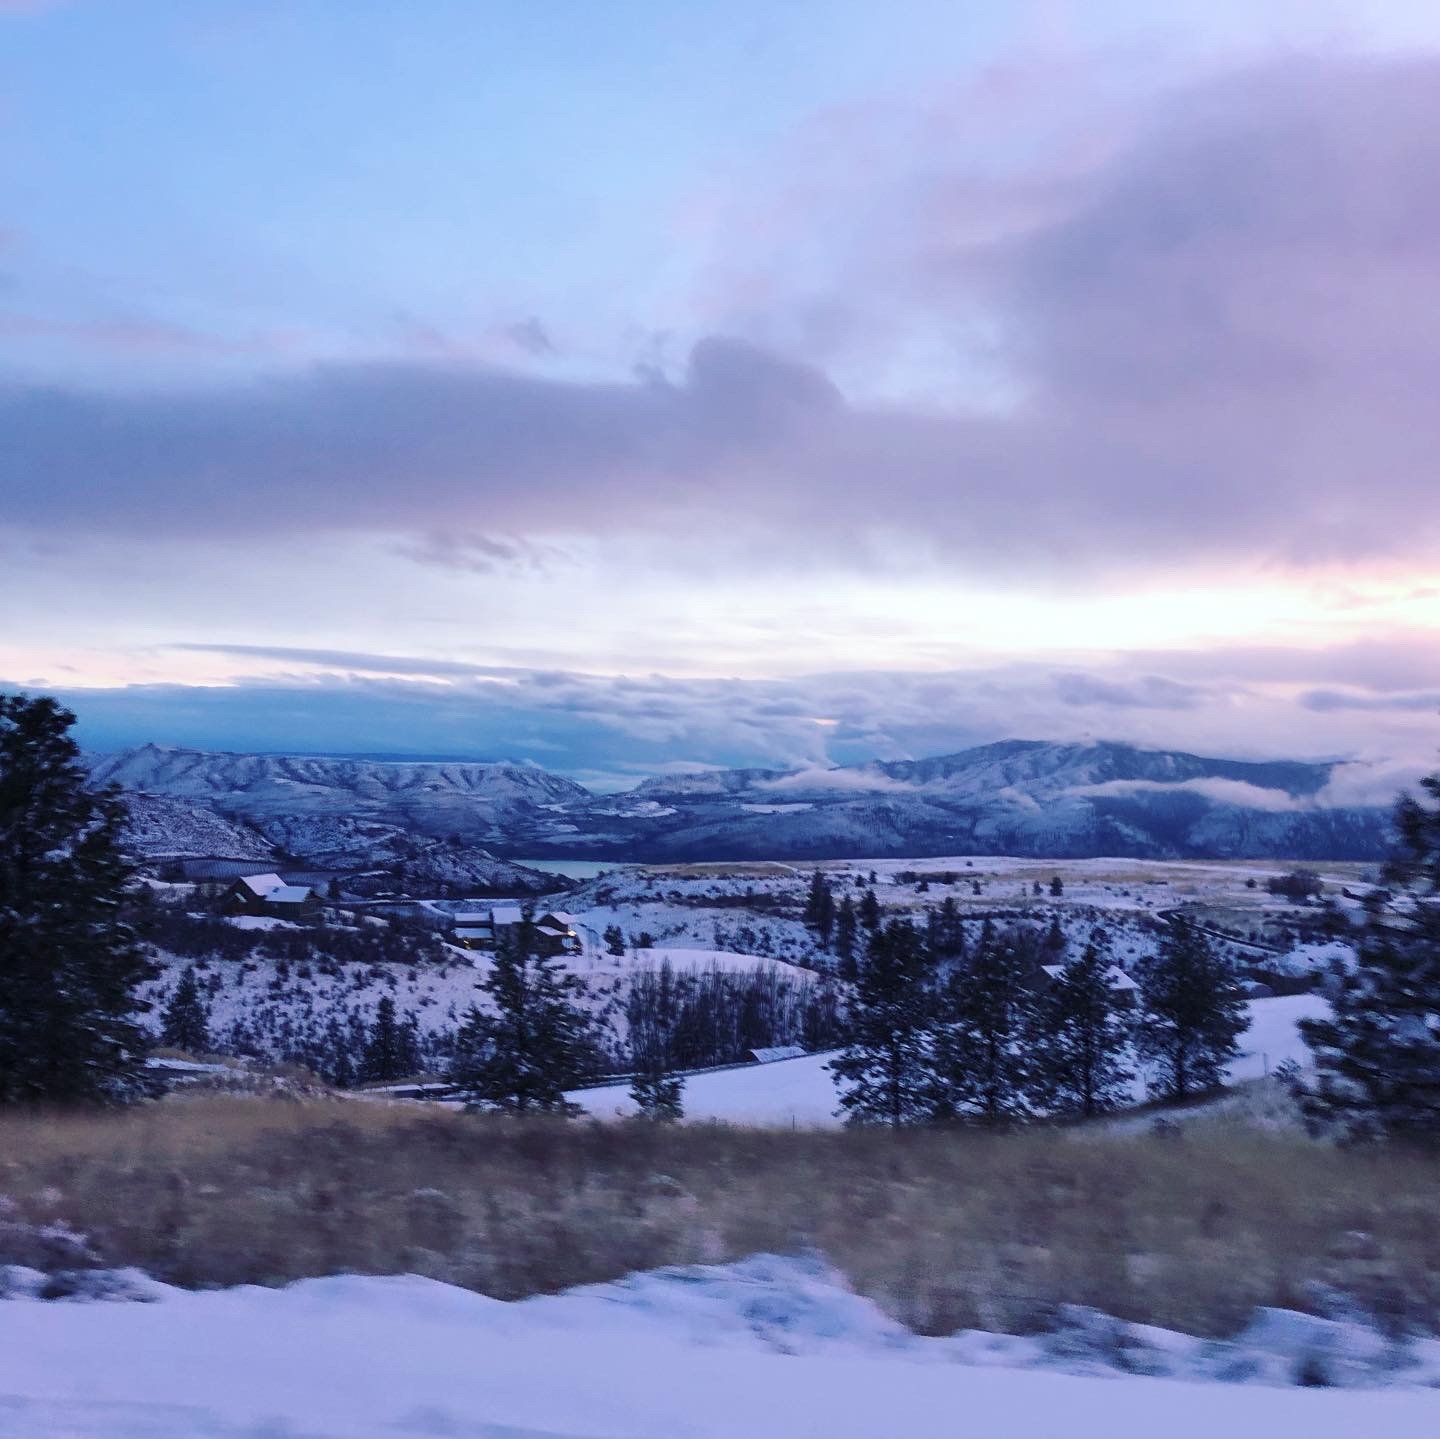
[490, 905, 525, 926]
[266, 885, 314, 905]
[748, 1045, 808, 1064]
[1041, 962, 1138, 992]
[237, 873, 285, 896]
[542, 911, 579, 927]
[453, 924, 492, 938]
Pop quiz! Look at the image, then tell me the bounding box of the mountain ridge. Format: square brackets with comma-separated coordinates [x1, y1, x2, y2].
[90, 738, 1395, 865]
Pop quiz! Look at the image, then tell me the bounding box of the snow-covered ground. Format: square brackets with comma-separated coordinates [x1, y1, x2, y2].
[3, 1256, 1436, 1438]
[141, 917, 814, 1062]
[572, 995, 1329, 1127]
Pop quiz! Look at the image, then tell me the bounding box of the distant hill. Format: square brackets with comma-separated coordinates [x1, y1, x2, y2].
[90, 744, 572, 888]
[90, 738, 1395, 865]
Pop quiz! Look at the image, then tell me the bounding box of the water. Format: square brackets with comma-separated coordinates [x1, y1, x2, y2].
[510, 858, 631, 881]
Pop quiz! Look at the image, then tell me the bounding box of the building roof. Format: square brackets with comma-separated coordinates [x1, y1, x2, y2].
[266, 885, 314, 905]
[237, 873, 286, 897]
[748, 1045, 808, 1064]
[1041, 963, 1138, 992]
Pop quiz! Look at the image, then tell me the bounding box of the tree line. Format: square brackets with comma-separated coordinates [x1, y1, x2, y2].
[831, 913, 1248, 1126]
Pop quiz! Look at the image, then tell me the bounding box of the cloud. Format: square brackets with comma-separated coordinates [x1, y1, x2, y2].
[1052, 672, 1208, 710]
[504, 318, 556, 357]
[393, 531, 564, 575]
[757, 765, 911, 795]
[1066, 777, 1302, 812]
[1315, 758, 1432, 808]
[23, 632, 1431, 795]
[6, 55, 1440, 580]
[1300, 688, 1440, 713]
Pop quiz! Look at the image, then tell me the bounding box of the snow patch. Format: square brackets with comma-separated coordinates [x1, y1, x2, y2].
[3, 1256, 1438, 1438]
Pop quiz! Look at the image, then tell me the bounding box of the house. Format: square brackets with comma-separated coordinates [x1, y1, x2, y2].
[221, 873, 321, 920]
[535, 911, 583, 956]
[1039, 962, 1139, 1009]
[450, 912, 496, 950]
[449, 906, 581, 957]
[747, 1045, 807, 1064]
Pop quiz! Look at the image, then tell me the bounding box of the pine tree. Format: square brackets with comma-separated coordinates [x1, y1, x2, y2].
[1299, 766, 1440, 1140]
[1050, 875, 1064, 897]
[0, 693, 157, 1105]
[630, 1069, 685, 1120]
[160, 966, 211, 1054]
[830, 919, 935, 1127]
[803, 869, 826, 926]
[627, 959, 685, 1120]
[931, 896, 965, 961]
[1043, 914, 1067, 958]
[1032, 938, 1133, 1117]
[450, 909, 594, 1113]
[603, 924, 626, 957]
[930, 928, 1036, 1125]
[363, 995, 412, 1082]
[803, 870, 836, 950]
[834, 896, 858, 979]
[858, 888, 882, 933]
[1136, 918, 1249, 1102]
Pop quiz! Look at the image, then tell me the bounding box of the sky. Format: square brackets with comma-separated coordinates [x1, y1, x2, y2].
[2, 0, 1439, 790]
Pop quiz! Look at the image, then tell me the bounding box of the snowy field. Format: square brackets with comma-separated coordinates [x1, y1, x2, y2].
[572, 994, 1330, 1126]
[3, 1255, 1436, 1438]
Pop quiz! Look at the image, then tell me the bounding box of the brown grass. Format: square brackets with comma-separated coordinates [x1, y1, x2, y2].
[2, 1097, 1437, 1338]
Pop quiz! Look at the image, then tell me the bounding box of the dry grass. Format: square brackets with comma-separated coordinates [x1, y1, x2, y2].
[2, 1097, 1437, 1338]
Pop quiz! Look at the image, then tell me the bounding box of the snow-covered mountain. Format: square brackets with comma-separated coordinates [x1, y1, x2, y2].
[118, 792, 278, 861]
[93, 745, 571, 887]
[94, 738, 1395, 864]
[549, 740, 1393, 861]
[90, 744, 586, 837]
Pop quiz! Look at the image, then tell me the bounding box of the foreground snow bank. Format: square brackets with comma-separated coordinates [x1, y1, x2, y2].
[2, 1256, 1437, 1438]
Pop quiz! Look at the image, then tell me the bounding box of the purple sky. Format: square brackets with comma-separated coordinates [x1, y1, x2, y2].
[2, 2, 1438, 786]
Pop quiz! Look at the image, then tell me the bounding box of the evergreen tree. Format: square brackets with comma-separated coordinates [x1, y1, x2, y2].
[450, 909, 594, 1113]
[0, 693, 157, 1104]
[830, 919, 934, 1127]
[1299, 766, 1440, 1140]
[927, 898, 961, 967]
[834, 896, 858, 980]
[1032, 939, 1133, 1117]
[858, 888, 882, 934]
[627, 959, 685, 1120]
[803, 870, 837, 950]
[629, 1068, 684, 1120]
[1136, 918, 1248, 1101]
[930, 928, 1037, 1125]
[363, 995, 413, 1082]
[925, 906, 945, 964]
[1043, 914, 1067, 958]
[603, 924, 626, 957]
[1049, 875, 1064, 897]
[160, 966, 211, 1054]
